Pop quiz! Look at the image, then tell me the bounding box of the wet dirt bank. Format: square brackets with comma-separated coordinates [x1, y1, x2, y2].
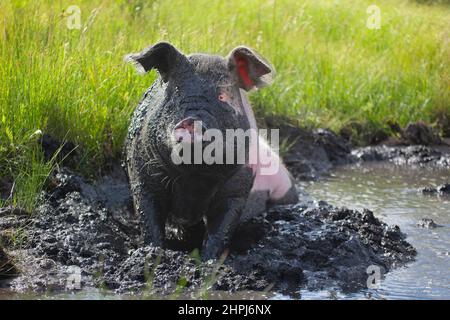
[274, 121, 450, 179]
[1, 123, 449, 298]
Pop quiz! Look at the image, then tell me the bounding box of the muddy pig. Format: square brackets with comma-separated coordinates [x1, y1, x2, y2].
[125, 42, 298, 259]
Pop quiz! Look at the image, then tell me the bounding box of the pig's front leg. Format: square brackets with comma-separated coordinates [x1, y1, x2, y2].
[128, 166, 167, 247]
[133, 188, 166, 246]
[202, 167, 253, 260]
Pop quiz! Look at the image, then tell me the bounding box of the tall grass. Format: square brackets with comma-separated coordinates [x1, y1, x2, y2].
[0, 0, 449, 210]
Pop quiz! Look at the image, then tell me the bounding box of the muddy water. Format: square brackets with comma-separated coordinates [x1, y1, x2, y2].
[297, 162, 450, 300]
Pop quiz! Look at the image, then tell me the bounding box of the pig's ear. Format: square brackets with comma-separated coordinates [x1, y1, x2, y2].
[227, 46, 275, 91]
[125, 42, 185, 82]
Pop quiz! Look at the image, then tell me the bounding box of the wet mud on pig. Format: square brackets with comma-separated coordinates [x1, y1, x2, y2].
[124, 42, 297, 259]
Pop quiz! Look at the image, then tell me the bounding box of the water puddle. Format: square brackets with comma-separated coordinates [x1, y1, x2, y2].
[299, 162, 450, 299]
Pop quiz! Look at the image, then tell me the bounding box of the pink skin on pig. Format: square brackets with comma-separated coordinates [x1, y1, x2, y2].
[249, 138, 293, 200]
[238, 89, 294, 201]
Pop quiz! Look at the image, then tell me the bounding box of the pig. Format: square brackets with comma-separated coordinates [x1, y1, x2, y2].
[125, 42, 298, 259]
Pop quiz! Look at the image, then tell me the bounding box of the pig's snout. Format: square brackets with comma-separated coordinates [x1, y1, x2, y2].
[172, 117, 206, 143]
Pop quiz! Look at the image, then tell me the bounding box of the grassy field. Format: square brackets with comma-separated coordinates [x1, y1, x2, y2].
[0, 0, 449, 211]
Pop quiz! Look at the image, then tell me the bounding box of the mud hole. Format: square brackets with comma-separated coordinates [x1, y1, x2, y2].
[2, 126, 449, 298]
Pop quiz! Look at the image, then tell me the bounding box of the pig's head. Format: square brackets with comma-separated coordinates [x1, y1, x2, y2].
[125, 42, 274, 169]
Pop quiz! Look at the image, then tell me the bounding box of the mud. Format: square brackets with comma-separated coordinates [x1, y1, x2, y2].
[0, 247, 16, 280]
[264, 120, 352, 180]
[0, 167, 415, 296]
[274, 119, 450, 179]
[401, 121, 442, 146]
[3, 124, 450, 297]
[0, 177, 13, 202]
[105, 202, 416, 295]
[351, 145, 450, 168]
[39, 134, 78, 164]
[420, 183, 450, 196]
[416, 218, 441, 229]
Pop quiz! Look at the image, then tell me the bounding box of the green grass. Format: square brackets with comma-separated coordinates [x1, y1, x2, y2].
[0, 0, 449, 211]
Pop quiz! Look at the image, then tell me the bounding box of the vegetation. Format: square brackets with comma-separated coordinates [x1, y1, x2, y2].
[0, 0, 449, 210]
